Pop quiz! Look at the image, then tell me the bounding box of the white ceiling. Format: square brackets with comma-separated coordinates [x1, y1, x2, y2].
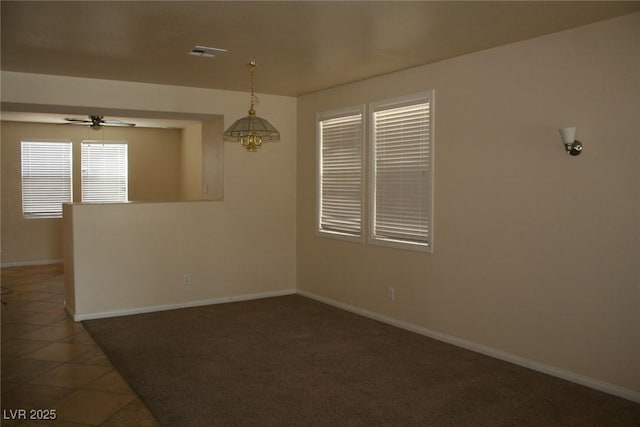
[2, 1, 639, 126]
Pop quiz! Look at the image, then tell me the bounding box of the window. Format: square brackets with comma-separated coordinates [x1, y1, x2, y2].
[317, 108, 364, 240]
[81, 142, 128, 203]
[370, 92, 433, 252]
[316, 92, 434, 252]
[21, 141, 73, 219]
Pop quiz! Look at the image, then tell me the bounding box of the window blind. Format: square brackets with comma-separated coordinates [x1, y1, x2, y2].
[318, 113, 363, 237]
[81, 142, 128, 203]
[371, 95, 433, 249]
[21, 141, 73, 219]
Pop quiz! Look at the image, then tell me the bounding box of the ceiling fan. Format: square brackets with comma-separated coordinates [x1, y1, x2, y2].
[64, 115, 136, 130]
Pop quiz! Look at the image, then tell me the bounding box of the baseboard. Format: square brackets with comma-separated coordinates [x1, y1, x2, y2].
[297, 289, 640, 404]
[1, 259, 64, 268]
[73, 288, 296, 322]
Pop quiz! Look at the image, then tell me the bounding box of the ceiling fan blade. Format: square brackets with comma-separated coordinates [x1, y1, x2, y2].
[64, 117, 92, 123]
[101, 120, 136, 127]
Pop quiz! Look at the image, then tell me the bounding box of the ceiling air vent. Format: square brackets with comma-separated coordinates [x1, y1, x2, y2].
[188, 46, 228, 58]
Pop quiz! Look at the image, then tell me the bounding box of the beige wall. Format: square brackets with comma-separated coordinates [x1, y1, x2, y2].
[125, 126, 182, 202]
[180, 119, 225, 201]
[66, 199, 296, 316]
[180, 122, 203, 200]
[1, 70, 297, 317]
[1, 121, 182, 265]
[297, 13, 640, 396]
[62, 203, 75, 314]
[201, 119, 224, 201]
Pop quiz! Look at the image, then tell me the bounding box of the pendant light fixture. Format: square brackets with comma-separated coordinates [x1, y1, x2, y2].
[223, 61, 280, 152]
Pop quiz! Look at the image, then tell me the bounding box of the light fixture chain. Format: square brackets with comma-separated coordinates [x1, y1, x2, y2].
[249, 61, 258, 113]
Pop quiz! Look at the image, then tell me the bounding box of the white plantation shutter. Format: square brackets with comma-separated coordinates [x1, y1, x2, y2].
[371, 93, 433, 251]
[21, 141, 73, 219]
[81, 142, 128, 203]
[318, 111, 363, 238]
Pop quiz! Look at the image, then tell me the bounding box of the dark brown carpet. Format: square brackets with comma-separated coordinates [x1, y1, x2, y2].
[82, 295, 640, 427]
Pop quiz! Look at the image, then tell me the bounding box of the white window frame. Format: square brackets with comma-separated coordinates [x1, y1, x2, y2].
[368, 91, 434, 253]
[21, 140, 73, 219]
[316, 106, 365, 242]
[81, 141, 128, 203]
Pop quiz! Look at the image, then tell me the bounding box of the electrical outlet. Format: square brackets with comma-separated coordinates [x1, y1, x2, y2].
[183, 273, 191, 285]
[388, 287, 395, 301]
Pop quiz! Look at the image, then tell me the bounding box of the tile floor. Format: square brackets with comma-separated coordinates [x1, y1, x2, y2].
[1, 264, 160, 426]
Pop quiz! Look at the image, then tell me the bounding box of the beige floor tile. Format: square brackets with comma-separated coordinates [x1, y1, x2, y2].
[0, 291, 57, 302]
[1, 339, 51, 358]
[37, 285, 65, 295]
[84, 370, 134, 394]
[15, 311, 69, 326]
[19, 326, 76, 342]
[1, 383, 75, 410]
[51, 316, 76, 326]
[54, 389, 136, 426]
[16, 301, 66, 314]
[50, 319, 85, 333]
[58, 331, 95, 345]
[2, 265, 159, 426]
[29, 363, 112, 389]
[70, 347, 112, 367]
[0, 416, 88, 427]
[22, 342, 94, 363]
[41, 293, 66, 304]
[6, 284, 49, 293]
[1, 300, 32, 312]
[1, 358, 62, 383]
[1, 323, 45, 340]
[1, 311, 26, 323]
[101, 398, 160, 427]
[1, 381, 21, 394]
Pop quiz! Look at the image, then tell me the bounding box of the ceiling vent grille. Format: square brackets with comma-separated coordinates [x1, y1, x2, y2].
[188, 46, 228, 58]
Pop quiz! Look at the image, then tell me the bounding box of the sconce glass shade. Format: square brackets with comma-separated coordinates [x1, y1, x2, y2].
[559, 127, 582, 156]
[559, 127, 576, 144]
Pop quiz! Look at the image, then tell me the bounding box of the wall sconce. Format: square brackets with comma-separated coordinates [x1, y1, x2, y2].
[559, 127, 583, 156]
